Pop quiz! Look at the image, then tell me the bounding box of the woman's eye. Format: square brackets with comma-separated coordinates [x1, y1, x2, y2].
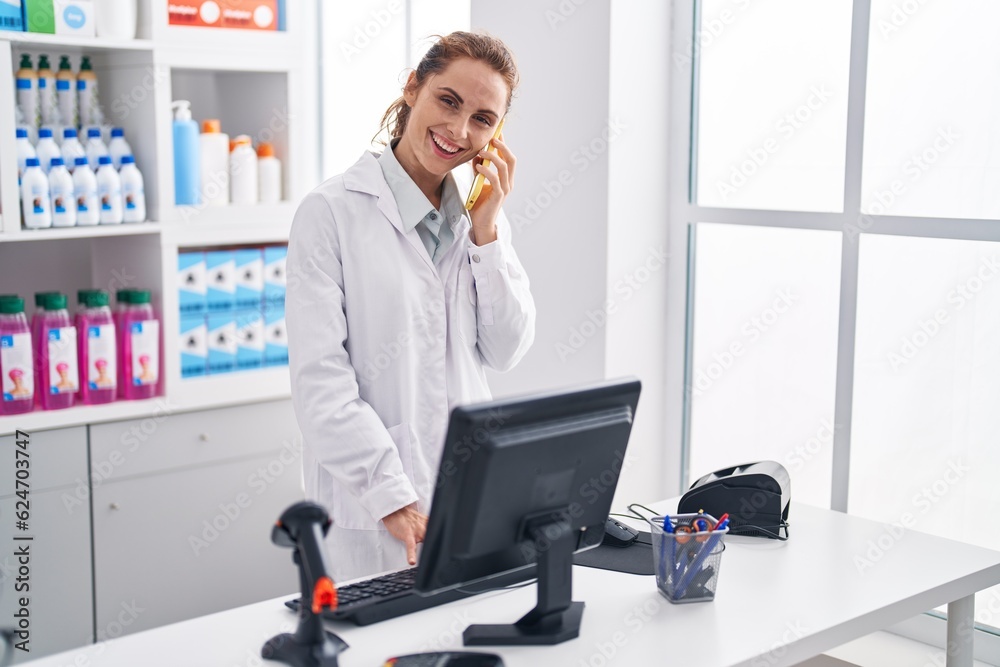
[476, 116, 491, 126]
[441, 97, 457, 108]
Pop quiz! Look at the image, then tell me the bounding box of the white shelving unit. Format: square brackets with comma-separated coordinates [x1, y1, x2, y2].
[0, 0, 319, 436]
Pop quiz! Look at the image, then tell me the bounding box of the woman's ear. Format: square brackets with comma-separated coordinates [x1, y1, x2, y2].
[402, 71, 418, 107]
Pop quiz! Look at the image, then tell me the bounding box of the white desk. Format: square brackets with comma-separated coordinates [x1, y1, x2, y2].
[22, 502, 1000, 667]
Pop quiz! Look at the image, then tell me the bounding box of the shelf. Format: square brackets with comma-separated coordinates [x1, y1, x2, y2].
[0, 222, 162, 243]
[0, 32, 154, 51]
[0, 397, 167, 437]
[158, 202, 295, 246]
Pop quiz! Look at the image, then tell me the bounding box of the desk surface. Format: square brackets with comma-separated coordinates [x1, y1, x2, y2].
[23, 502, 1000, 667]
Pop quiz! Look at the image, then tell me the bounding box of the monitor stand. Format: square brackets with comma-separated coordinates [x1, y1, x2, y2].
[463, 517, 584, 646]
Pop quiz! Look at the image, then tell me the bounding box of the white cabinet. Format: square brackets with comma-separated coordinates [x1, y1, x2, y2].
[0, 427, 92, 664]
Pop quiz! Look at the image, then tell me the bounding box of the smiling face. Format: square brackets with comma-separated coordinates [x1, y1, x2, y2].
[394, 57, 508, 192]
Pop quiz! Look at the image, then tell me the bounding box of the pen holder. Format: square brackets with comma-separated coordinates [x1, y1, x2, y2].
[648, 514, 728, 604]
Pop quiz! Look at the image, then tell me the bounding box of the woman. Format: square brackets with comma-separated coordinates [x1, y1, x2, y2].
[286, 32, 535, 582]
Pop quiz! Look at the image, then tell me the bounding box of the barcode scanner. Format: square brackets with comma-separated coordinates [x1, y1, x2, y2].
[262, 501, 349, 667]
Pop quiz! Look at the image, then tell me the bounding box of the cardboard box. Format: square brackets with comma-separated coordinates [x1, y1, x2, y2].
[168, 0, 279, 31]
[234, 310, 264, 371]
[177, 251, 206, 315]
[0, 0, 24, 32]
[205, 250, 235, 313]
[234, 247, 264, 311]
[263, 301, 287, 367]
[263, 245, 286, 306]
[179, 314, 207, 378]
[207, 312, 236, 374]
[23, 0, 94, 36]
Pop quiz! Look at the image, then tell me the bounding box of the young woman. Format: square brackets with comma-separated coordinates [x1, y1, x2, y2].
[286, 32, 535, 581]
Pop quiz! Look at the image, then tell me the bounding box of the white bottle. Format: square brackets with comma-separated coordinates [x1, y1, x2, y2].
[119, 155, 146, 223]
[16, 128, 36, 185]
[21, 158, 52, 229]
[96, 156, 123, 225]
[85, 128, 109, 170]
[199, 119, 229, 207]
[48, 157, 77, 228]
[108, 127, 133, 169]
[229, 135, 258, 205]
[61, 128, 86, 172]
[73, 158, 100, 226]
[257, 142, 282, 204]
[35, 128, 62, 174]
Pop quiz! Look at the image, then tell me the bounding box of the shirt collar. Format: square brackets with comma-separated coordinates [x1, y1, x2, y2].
[378, 138, 467, 233]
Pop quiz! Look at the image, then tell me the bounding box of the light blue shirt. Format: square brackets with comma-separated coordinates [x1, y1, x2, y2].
[378, 138, 466, 264]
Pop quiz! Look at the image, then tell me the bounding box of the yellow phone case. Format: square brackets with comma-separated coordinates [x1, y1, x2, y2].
[464, 118, 506, 211]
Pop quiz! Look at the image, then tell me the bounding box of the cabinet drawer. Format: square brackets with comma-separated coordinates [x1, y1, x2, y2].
[0, 427, 87, 496]
[88, 400, 299, 481]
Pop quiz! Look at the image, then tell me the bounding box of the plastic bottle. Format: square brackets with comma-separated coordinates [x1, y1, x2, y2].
[85, 127, 109, 170]
[15, 54, 39, 137]
[37, 54, 58, 127]
[61, 128, 86, 172]
[73, 157, 100, 226]
[119, 155, 146, 223]
[77, 56, 100, 129]
[119, 289, 159, 400]
[32, 292, 78, 410]
[76, 290, 117, 405]
[21, 157, 52, 230]
[107, 127, 132, 169]
[200, 119, 229, 207]
[16, 128, 36, 186]
[40, 107, 66, 150]
[35, 128, 61, 173]
[172, 100, 200, 206]
[257, 142, 282, 204]
[0, 295, 35, 415]
[57, 56, 78, 131]
[230, 135, 258, 205]
[96, 155, 123, 224]
[49, 157, 77, 227]
[113, 289, 135, 393]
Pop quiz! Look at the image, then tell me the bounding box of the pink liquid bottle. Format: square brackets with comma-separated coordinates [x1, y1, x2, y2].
[32, 291, 78, 410]
[114, 289, 135, 398]
[120, 289, 160, 400]
[76, 289, 117, 405]
[0, 295, 35, 415]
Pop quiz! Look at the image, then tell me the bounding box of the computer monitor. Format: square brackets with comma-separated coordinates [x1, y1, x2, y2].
[415, 377, 642, 646]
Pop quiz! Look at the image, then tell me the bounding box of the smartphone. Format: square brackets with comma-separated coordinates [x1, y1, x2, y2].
[464, 117, 506, 211]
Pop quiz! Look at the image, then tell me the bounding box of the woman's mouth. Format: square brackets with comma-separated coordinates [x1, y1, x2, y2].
[430, 130, 463, 159]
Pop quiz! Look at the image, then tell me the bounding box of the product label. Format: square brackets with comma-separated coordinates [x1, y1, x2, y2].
[30, 184, 47, 214]
[124, 183, 143, 210]
[57, 79, 70, 91]
[47, 326, 79, 394]
[87, 324, 117, 390]
[1, 333, 34, 402]
[16, 78, 32, 90]
[130, 320, 159, 386]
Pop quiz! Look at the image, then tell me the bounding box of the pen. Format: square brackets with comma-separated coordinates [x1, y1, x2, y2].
[660, 515, 674, 591]
[674, 518, 729, 599]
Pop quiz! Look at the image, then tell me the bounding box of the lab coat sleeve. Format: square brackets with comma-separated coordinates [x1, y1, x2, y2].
[286, 191, 419, 523]
[466, 209, 536, 372]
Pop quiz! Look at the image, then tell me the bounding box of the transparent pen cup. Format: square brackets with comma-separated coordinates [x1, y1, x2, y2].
[648, 514, 728, 604]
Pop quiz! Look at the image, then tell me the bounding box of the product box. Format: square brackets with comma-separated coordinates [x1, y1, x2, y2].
[0, 0, 24, 32]
[263, 245, 286, 306]
[263, 301, 287, 367]
[206, 312, 236, 374]
[205, 250, 235, 312]
[23, 0, 94, 36]
[177, 251, 206, 315]
[179, 314, 207, 378]
[234, 247, 264, 311]
[167, 0, 279, 31]
[234, 309, 264, 370]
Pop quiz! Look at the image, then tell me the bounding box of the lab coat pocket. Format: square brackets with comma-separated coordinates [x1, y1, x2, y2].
[457, 265, 479, 346]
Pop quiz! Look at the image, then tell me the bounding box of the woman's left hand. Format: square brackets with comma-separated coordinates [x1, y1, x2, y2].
[468, 133, 515, 246]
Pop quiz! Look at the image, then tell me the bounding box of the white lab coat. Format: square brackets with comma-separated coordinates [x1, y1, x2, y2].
[286, 150, 535, 582]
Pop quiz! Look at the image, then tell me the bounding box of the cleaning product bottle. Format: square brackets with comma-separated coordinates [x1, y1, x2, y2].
[37, 54, 58, 127]
[56, 55, 78, 131]
[73, 157, 100, 226]
[49, 157, 77, 227]
[16, 128, 36, 186]
[119, 289, 159, 400]
[32, 292, 78, 410]
[119, 155, 146, 223]
[61, 128, 86, 171]
[85, 127, 109, 169]
[0, 295, 35, 415]
[15, 54, 39, 139]
[108, 127, 132, 169]
[199, 118, 229, 207]
[257, 142, 282, 204]
[76, 289, 117, 405]
[96, 155, 123, 224]
[35, 128, 61, 173]
[172, 100, 200, 206]
[113, 289, 135, 393]
[21, 157, 52, 230]
[230, 135, 258, 205]
[77, 56, 99, 129]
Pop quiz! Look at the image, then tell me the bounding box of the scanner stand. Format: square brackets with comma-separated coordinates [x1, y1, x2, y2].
[463, 517, 584, 646]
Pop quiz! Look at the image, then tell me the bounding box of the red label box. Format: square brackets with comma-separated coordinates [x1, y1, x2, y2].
[168, 0, 278, 31]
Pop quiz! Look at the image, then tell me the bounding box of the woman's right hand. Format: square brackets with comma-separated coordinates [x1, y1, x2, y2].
[382, 503, 428, 565]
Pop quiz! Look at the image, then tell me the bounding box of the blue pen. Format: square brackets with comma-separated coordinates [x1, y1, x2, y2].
[674, 518, 728, 600]
[661, 516, 677, 595]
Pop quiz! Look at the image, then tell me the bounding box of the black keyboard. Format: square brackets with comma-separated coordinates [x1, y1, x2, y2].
[284, 566, 535, 626]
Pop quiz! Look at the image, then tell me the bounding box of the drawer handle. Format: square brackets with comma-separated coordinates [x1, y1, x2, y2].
[109, 503, 120, 511]
[198, 433, 210, 442]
